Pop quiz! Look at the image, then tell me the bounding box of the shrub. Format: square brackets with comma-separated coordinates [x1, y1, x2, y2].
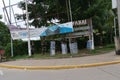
[5, 41, 28, 57]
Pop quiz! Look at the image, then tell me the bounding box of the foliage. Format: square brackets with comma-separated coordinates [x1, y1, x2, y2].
[0, 21, 10, 47]
[5, 41, 28, 57]
[9, 44, 115, 60]
[0, 15, 2, 19]
[0, 0, 115, 57]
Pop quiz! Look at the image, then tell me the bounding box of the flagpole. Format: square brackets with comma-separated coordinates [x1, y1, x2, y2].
[25, 0, 31, 56]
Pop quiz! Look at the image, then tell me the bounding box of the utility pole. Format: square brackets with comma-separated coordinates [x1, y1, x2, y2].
[2, 0, 14, 57]
[25, 0, 32, 56]
[90, 18, 94, 50]
[9, 0, 14, 57]
[117, 0, 120, 38]
[68, 0, 73, 53]
[114, 0, 120, 55]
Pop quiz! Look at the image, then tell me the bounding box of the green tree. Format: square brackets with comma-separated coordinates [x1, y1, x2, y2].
[17, 0, 114, 46]
[0, 21, 10, 48]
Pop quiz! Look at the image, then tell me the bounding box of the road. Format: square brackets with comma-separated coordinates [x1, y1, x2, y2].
[0, 63, 120, 80]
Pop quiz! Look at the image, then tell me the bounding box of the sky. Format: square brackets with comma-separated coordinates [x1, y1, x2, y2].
[0, 0, 59, 28]
[0, 0, 26, 27]
[112, 0, 117, 9]
[0, 0, 40, 41]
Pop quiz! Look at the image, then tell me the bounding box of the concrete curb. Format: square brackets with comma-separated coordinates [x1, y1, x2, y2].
[0, 60, 120, 70]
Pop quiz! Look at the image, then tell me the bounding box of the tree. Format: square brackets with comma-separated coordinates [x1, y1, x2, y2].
[92, 0, 114, 45]
[16, 0, 114, 46]
[0, 20, 10, 48]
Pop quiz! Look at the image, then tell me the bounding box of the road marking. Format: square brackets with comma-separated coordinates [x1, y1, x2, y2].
[0, 70, 3, 76]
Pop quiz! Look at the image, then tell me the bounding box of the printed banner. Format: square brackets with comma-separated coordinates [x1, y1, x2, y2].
[8, 25, 47, 40]
[40, 22, 73, 36]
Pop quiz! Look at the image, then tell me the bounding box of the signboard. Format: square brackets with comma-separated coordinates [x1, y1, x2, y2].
[8, 25, 47, 40]
[73, 20, 87, 26]
[70, 31, 89, 36]
[40, 22, 73, 36]
[74, 26, 89, 31]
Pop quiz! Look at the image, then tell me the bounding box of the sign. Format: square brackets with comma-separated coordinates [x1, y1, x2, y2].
[73, 20, 87, 26]
[40, 22, 73, 36]
[8, 25, 47, 40]
[71, 31, 89, 36]
[74, 26, 89, 31]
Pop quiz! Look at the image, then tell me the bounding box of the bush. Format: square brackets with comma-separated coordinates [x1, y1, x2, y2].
[0, 45, 4, 50]
[5, 41, 28, 57]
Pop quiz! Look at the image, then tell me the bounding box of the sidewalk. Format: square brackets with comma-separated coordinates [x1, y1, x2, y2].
[0, 51, 120, 70]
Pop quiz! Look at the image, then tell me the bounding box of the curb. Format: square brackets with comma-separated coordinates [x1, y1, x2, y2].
[0, 60, 120, 70]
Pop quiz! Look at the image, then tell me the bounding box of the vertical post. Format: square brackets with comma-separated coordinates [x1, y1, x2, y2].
[66, 0, 70, 21]
[117, 0, 120, 38]
[9, 0, 14, 57]
[91, 19, 94, 50]
[68, 0, 72, 22]
[114, 0, 120, 55]
[89, 18, 95, 50]
[114, 17, 117, 37]
[2, 0, 11, 23]
[68, 0, 73, 53]
[25, 0, 31, 56]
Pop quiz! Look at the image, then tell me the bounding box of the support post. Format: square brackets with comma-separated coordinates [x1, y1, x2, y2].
[25, 0, 31, 56]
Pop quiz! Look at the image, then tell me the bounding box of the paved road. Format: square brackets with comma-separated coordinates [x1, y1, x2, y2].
[0, 63, 120, 80]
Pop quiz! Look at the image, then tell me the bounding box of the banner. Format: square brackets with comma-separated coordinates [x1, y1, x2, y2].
[40, 22, 73, 36]
[8, 25, 22, 31]
[8, 25, 47, 40]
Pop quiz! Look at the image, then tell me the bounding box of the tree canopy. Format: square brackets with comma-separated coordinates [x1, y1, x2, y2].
[0, 21, 10, 48]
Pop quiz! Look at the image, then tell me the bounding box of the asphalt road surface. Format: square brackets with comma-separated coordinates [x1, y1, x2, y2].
[0, 63, 120, 80]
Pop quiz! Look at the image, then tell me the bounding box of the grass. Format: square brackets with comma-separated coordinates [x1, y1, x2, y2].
[8, 44, 115, 60]
[90, 44, 115, 54]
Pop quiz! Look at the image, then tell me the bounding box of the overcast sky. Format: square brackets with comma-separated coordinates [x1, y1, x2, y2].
[0, 0, 26, 27]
